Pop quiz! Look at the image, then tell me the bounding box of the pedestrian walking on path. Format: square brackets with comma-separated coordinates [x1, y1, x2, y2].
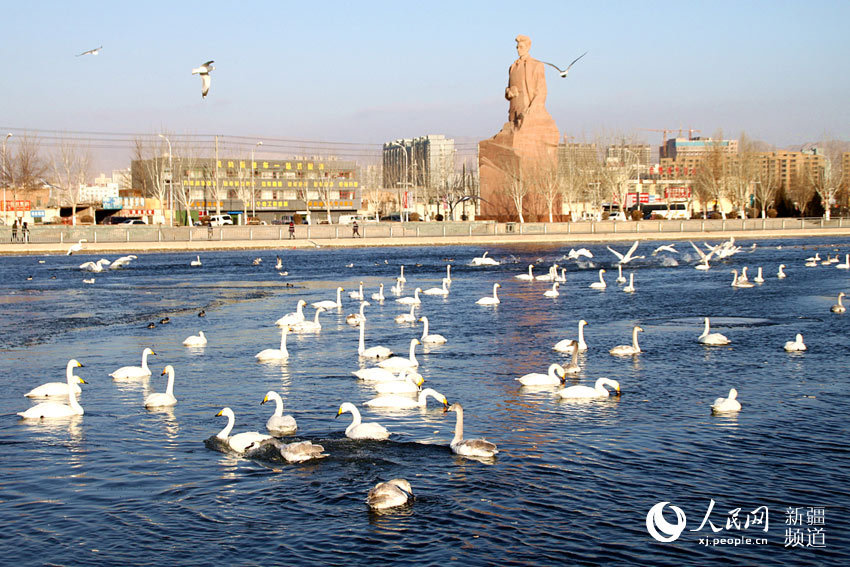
[11, 219, 18, 242]
[289, 221, 296, 239]
[352, 221, 360, 238]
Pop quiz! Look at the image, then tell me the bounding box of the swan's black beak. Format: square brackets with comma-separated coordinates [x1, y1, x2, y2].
[261, 398, 268, 405]
[442, 404, 450, 413]
[79, 378, 88, 384]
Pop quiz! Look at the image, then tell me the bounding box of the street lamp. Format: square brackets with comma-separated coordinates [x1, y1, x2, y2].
[158, 134, 173, 226]
[251, 141, 262, 220]
[392, 141, 409, 221]
[2, 133, 11, 225]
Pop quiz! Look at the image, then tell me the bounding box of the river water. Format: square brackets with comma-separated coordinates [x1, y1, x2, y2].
[1, 238, 848, 566]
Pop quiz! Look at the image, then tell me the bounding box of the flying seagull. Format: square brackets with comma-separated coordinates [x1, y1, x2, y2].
[191, 60, 215, 99]
[541, 51, 588, 78]
[76, 45, 103, 57]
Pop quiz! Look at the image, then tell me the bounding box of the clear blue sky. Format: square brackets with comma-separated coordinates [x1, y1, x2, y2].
[2, 0, 849, 170]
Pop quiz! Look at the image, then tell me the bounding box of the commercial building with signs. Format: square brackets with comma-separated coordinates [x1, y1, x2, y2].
[131, 156, 360, 224]
[382, 135, 455, 195]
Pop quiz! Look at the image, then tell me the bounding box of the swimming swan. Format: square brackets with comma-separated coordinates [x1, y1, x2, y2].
[711, 388, 742, 413]
[25, 359, 84, 398]
[18, 360, 87, 419]
[836, 255, 850, 270]
[183, 331, 208, 347]
[291, 307, 326, 333]
[609, 326, 643, 356]
[312, 287, 344, 309]
[215, 407, 272, 453]
[256, 326, 291, 361]
[543, 282, 560, 298]
[358, 319, 393, 360]
[730, 269, 754, 288]
[517, 363, 566, 386]
[110, 347, 156, 380]
[275, 299, 307, 327]
[589, 269, 607, 289]
[145, 365, 177, 408]
[395, 288, 422, 305]
[419, 316, 447, 345]
[371, 283, 385, 302]
[623, 273, 635, 293]
[470, 251, 500, 266]
[349, 281, 365, 300]
[346, 302, 369, 326]
[190, 255, 202, 267]
[378, 339, 420, 370]
[337, 402, 390, 440]
[615, 264, 626, 284]
[261, 391, 297, 436]
[753, 267, 765, 283]
[394, 303, 417, 324]
[558, 377, 620, 399]
[831, 292, 846, 313]
[476, 283, 501, 305]
[444, 403, 498, 458]
[373, 369, 424, 394]
[397, 265, 406, 283]
[365, 387, 448, 409]
[783, 333, 807, 352]
[515, 264, 535, 281]
[422, 278, 450, 296]
[698, 317, 730, 345]
[777, 264, 787, 278]
[554, 320, 588, 353]
[367, 479, 414, 510]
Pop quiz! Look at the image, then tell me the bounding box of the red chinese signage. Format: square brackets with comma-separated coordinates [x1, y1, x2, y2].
[2, 200, 31, 212]
[665, 187, 692, 200]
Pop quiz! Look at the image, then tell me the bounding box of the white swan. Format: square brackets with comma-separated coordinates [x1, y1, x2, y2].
[652, 244, 678, 256]
[256, 326, 290, 361]
[753, 267, 765, 283]
[110, 347, 156, 380]
[690, 241, 715, 270]
[515, 264, 535, 281]
[609, 326, 643, 356]
[337, 402, 390, 440]
[470, 251, 500, 266]
[711, 388, 742, 413]
[567, 248, 593, 260]
[378, 339, 420, 370]
[275, 256, 283, 270]
[783, 333, 806, 352]
[589, 269, 607, 289]
[831, 292, 846, 313]
[555, 267, 567, 283]
[730, 269, 754, 288]
[836, 255, 850, 270]
[183, 330, 207, 347]
[275, 299, 307, 327]
[25, 359, 84, 398]
[348, 281, 365, 300]
[345, 301, 369, 326]
[261, 391, 297, 436]
[445, 264, 452, 284]
[18, 363, 87, 419]
[371, 283, 385, 302]
[367, 479, 414, 510]
[373, 369, 424, 394]
[365, 387, 448, 409]
[215, 407, 272, 453]
[558, 377, 620, 399]
[476, 283, 501, 305]
[804, 254, 819, 267]
[607, 241, 644, 265]
[738, 266, 750, 283]
[543, 282, 560, 298]
[422, 278, 450, 296]
[145, 365, 177, 408]
[777, 264, 787, 279]
[312, 287, 344, 309]
[395, 287, 422, 305]
[109, 255, 137, 269]
[390, 277, 404, 295]
[66, 239, 87, 255]
[394, 303, 417, 324]
[419, 316, 447, 345]
[445, 403, 498, 458]
[698, 317, 730, 345]
[623, 273, 635, 293]
[277, 440, 328, 463]
[79, 258, 110, 272]
[82, 278, 95, 285]
[356, 319, 393, 360]
[535, 264, 558, 281]
[353, 366, 423, 383]
[292, 307, 326, 332]
[517, 363, 566, 386]
[615, 264, 626, 284]
[554, 319, 588, 353]
[397, 265, 407, 283]
[190, 255, 202, 267]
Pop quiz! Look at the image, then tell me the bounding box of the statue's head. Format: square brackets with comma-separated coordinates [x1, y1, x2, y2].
[515, 35, 531, 57]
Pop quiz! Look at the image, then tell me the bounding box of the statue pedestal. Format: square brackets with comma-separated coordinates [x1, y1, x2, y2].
[478, 111, 559, 220]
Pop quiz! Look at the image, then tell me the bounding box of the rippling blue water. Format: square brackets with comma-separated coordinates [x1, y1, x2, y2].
[1, 238, 849, 566]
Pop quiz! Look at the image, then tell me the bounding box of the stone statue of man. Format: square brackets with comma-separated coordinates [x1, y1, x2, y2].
[505, 35, 548, 130]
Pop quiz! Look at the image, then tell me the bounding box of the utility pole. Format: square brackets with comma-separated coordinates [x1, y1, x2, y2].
[215, 136, 221, 216]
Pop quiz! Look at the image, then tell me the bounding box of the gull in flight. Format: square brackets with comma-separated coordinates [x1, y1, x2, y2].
[541, 51, 587, 78]
[191, 60, 215, 99]
[607, 241, 644, 265]
[652, 244, 678, 256]
[76, 45, 102, 57]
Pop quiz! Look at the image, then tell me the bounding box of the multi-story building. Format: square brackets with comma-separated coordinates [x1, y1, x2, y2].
[131, 156, 360, 223]
[382, 135, 455, 194]
[659, 137, 738, 160]
[605, 144, 651, 168]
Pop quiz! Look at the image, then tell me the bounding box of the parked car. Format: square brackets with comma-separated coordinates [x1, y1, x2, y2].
[120, 219, 147, 225]
[208, 214, 234, 226]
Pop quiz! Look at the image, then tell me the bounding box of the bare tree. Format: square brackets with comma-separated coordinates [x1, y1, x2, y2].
[557, 142, 593, 220]
[692, 137, 729, 218]
[132, 135, 171, 224]
[52, 137, 91, 225]
[728, 133, 759, 218]
[8, 132, 48, 203]
[753, 155, 778, 218]
[808, 139, 846, 220]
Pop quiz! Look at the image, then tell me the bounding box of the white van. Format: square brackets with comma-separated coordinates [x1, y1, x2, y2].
[338, 214, 365, 225]
[208, 214, 234, 226]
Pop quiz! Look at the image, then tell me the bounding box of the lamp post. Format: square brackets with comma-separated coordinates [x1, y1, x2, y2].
[2, 133, 11, 225]
[251, 141, 262, 221]
[158, 134, 173, 226]
[392, 141, 409, 221]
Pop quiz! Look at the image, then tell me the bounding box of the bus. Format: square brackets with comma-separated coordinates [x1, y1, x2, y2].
[639, 203, 688, 220]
